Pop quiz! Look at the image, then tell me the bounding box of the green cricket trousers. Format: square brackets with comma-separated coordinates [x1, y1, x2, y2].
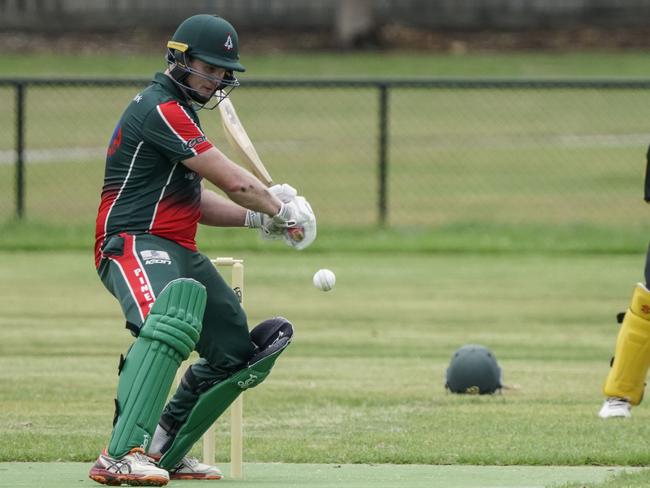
[97, 232, 255, 427]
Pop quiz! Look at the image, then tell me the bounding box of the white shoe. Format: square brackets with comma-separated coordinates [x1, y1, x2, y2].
[168, 456, 223, 480]
[598, 397, 632, 418]
[89, 447, 170, 486]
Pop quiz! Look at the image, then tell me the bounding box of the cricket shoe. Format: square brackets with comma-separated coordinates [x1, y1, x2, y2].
[168, 456, 223, 480]
[89, 447, 169, 486]
[598, 397, 632, 418]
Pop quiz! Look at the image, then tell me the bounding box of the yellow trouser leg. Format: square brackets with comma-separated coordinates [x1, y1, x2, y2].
[603, 283, 650, 405]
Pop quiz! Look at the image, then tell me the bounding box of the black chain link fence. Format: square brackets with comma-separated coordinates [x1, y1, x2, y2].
[1, 78, 649, 230]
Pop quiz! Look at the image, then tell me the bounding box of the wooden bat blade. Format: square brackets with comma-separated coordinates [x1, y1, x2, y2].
[218, 97, 273, 186]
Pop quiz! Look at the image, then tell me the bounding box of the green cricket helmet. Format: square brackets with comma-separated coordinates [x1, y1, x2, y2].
[166, 14, 245, 108]
[445, 344, 503, 395]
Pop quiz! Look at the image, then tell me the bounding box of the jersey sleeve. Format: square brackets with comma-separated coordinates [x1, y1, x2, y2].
[142, 101, 214, 163]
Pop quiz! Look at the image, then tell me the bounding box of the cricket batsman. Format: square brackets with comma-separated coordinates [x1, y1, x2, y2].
[89, 14, 316, 486]
[598, 149, 650, 419]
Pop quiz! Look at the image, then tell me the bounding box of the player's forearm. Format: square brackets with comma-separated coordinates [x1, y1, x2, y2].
[223, 181, 279, 216]
[184, 147, 281, 216]
[199, 189, 248, 227]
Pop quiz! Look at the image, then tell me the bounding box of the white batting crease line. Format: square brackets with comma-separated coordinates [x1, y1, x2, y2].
[131, 235, 157, 306]
[102, 141, 144, 248]
[148, 163, 178, 231]
[111, 257, 145, 323]
[156, 103, 198, 156]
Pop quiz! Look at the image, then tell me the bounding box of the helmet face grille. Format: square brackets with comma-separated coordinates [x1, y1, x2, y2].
[166, 46, 240, 110]
[445, 345, 502, 394]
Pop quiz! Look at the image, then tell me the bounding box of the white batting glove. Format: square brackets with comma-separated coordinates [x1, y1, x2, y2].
[281, 196, 317, 250]
[244, 210, 264, 229]
[253, 202, 296, 237]
[256, 196, 317, 250]
[245, 183, 298, 231]
[270, 201, 298, 228]
[269, 183, 297, 204]
[245, 210, 283, 240]
[246, 189, 316, 249]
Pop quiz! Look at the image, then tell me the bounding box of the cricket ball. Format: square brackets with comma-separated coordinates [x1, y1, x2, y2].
[313, 269, 336, 292]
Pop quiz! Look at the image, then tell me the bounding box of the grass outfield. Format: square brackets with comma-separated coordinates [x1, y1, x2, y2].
[2, 251, 650, 468]
[3, 50, 650, 487]
[0, 220, 649, 255]
[6, 51, 650, 78]
[2, 51, 650, 238]
[1, 84, 649, 233]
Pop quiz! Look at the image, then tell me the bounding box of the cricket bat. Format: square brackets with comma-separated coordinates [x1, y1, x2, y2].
[219, 95, 307, 244]
[218, 95, 273, 186]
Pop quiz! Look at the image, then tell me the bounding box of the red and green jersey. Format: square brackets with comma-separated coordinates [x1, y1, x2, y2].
[94, 73, 214, 267]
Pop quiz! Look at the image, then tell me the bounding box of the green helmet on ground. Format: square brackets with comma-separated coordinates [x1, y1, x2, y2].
[445, 344, 503, 395]
[166, 14, 244, 108]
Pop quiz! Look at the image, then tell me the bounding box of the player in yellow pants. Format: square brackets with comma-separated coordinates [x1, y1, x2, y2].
[599, 283, 650, 418]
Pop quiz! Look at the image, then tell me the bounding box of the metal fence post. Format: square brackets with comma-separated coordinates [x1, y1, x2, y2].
[378, 83, 389, 226]
[15, 82, 25, 219]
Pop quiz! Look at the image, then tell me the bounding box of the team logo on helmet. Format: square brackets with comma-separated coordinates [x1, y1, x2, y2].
[224, 34, 234, 50]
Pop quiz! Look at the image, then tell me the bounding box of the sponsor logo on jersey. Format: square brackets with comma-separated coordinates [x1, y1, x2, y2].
[182, 135, 207, 151]
[140, 250, 172, 265]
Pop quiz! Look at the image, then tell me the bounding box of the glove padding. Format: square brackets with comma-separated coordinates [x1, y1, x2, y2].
[244, 184, 299, 240]
[245, 183, 317, 249]
[277, 196, 317, 250]
[263, 183, 299, 237]
[269, 183, 297, 204]
[245, 209, 277, 237]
